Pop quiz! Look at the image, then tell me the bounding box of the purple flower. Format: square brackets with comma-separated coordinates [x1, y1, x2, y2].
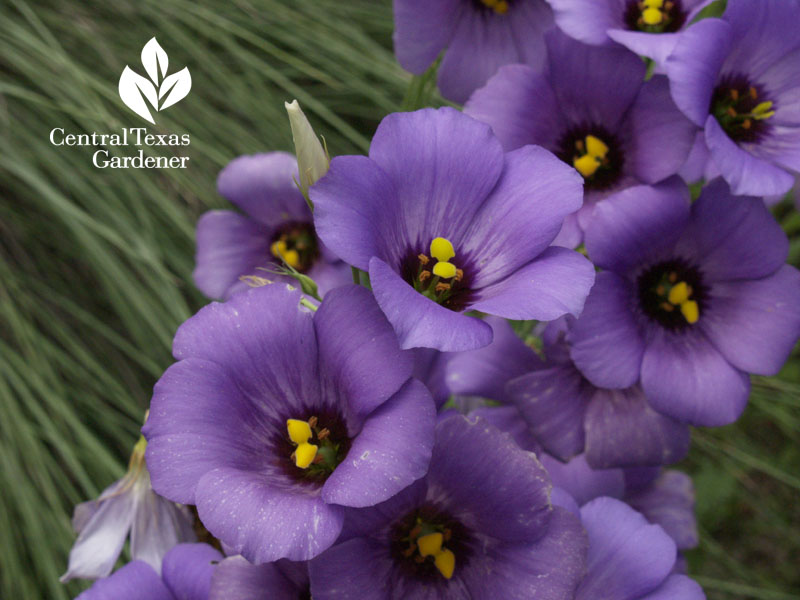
[77, 543, 222, 600]
[193, 152, 349, 300]
[311, 107, 595, 352]
[465, 29, 696, 246]
[447, 317, 690, 468]
[570, 497, 704, 600]
[393, 0, 554, 103]
[143, 283, 437, 563]
[543, 455, 698, 552]
[209, 556, 309, 600]
[61, 437, 196, 582]
[665, 0, 800, 196]
[570, 177, 800, 426]
[546, 0, 713, 66]
[308, 415, 588, 599]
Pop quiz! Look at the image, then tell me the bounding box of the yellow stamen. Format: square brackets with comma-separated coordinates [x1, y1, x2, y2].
[434, 549, 456, 579]
[667, 281, 691, 305]
[680, 300, 699, 324]
[585, 135, 609, 159]
[643, 0, 664, 7]
[481, 0, 508, 14]
[574, 154, 601, 178]
[294, 442, 318, 469]
[417, 533, 443, 557]
[749, 86, 758, 100]
[430, 237, 455, 262]
[752, 101, 775, 120]
[282, 249, 301, 269]
[642, 7, 663, 25]
[433, 261, 457, 279]
[287, 419, 312, 444]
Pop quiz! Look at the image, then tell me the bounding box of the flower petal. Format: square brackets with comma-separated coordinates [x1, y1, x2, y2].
[627, 471, 698, 551]
[315, 285, 413, 419]
[547, 0, 620, 45]
[640, 574, 705, 600]
[463, 145, 585, 287]
[369, 256, 493, 351]
[584, 178, 690, 274]
[195, 467, 344, 563]
[162, 543, 223, 600]
[209, 556, 308, 600]
[76, 561, 172, 600]
[674, 178, 789, 282]
[471, 246, 595, 321]
[641, 328, 750, 426]
[577, 497, 676, 600]
[704, 116, 795, 196]
[322, 380, 436, 508]
[369, 108, 505, 247]
[217, 152, 306, 227]
[192, 211, 271, 300]
[584, 387, 690, 469]
[540, 453, 625, 507]
[665, 18, 732, 127]
[701, 266, 800, 375]
[569, 272, 645, 389]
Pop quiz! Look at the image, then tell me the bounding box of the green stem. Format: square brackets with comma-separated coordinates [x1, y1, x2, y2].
[299, 297, 318, 312]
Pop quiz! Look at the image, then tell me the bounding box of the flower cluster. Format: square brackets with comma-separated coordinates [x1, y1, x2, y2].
[66, 0, 799, 598]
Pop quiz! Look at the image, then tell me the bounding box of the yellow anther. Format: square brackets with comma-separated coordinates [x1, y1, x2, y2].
[585, 135, 609, 159]
[642, 7, 663, 24]
[282, 249, 301, 269]
[417, 533, 443, 557]
[434, 549, 456, 579]
[574, 154, 601, 178]
[643, 0, 664, 7]
[287, 419, 312, 444]
[667, 281, 691, 305]
[430, 237, 455, 262]
[433, 261, 457, 279]
[271, 240, 287, 258]
[752, 101, 775, 120]
[294, 442, 318, 469]
[481, 0, 508, 13]
[680, 300, 699, 324]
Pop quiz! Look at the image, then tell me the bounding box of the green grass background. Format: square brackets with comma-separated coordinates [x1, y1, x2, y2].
[0, 0, 798, 598]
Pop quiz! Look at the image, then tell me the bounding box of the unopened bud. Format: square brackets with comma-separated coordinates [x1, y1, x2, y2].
[285, 99, 329, 197]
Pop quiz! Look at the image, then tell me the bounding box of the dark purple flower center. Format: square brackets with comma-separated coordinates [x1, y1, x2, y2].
[555, 125, 624, 191]
[271, 407, 351, 487]
[624, 0, 686, 33]
[400, 243, 475, 312]
[269, 221, 320, 273]
[711, 74, 775, 144]
[390, 503, 472, 583]
[637, 258, 708, 330]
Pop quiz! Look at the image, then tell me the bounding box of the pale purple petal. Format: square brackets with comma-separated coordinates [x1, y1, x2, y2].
[701, 266, 800, 375]
[368, 108, 504, 245]
[577, 497, 677, 600]
[665, 18, 732, 126]
[322, 380, 435, 508]
[608, 30, 681, 67]
[627, 471, 698, 551]
[584, 387, 690, 468]
[674, 178, 789, 281]
[704, 116, 795, 196]
[392, 0, 462, 74]
[641, 574, 706, 600]
[540, 453, 625, 507]
[193, 211, 271, 300]
[61, 479, 137, 582]
[641, 329, 750, 427]
[471, 246, 595, 321]
[569, 272, 645, 389]
[315, 285, 413, 419]
[463, 145, 585, 287]
[217, 152, 306, 227]
[584, 178, 690, 274]
[162, 543, 223, 600]
[76, 561, 172, 600]
[195, 467, 344, 563]
[209, 556, 308, 600]
[369, 256, 493, 351]
[547, 0, 621, 45]
[464, 64, 561, 152]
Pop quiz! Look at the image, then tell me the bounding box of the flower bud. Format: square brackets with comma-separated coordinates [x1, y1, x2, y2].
[285, 99, 329, 197]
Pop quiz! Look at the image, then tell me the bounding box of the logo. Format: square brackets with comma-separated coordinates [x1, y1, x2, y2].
[119, 38, 191, 124]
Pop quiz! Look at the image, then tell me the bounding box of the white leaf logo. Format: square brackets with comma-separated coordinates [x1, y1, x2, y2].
[119, 38, 191, 123]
